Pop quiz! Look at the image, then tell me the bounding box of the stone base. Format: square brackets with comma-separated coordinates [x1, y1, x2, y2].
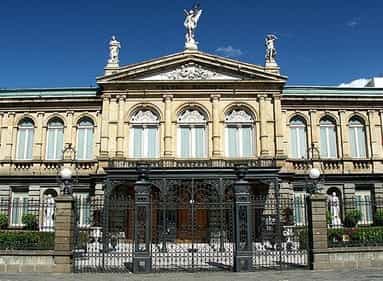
[185, 41, 198, 51]
[234, 255, 252, 272]
[133, 256, 152, 273]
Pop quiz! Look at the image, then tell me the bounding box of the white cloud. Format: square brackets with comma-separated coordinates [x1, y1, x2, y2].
[216, 46, 243, 58]
[347, 18, 360, 28]
[339, 78, 369, 88]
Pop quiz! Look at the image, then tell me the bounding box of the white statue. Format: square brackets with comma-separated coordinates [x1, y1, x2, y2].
[108, 35, 121, 65]
[184, 4, 203, 50]
[43, 194, 55, 231]
[265, 34, 277, 64]
[329, 192, 342, 226]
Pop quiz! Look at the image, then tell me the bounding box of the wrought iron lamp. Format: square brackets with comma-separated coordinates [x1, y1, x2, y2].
[305, 144, 323, 195]
[57, 144, 77, 195]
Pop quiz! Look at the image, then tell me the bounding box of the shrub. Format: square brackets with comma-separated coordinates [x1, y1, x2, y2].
[22, 214, 37, 230]
[374, 210, 383, 226]
[297, 227, 308, 250]
[344, 210, 362, 227]
[0, 214, 8, 229]
[0, 231, 55, 250]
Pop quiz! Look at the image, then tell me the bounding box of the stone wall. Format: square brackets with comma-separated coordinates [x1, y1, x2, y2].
[314, 247, 383, 270]
[0, 250, 55, 272]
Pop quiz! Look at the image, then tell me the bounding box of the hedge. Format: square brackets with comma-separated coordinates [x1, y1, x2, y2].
[328, 226, 383, 247]
[0, 231, 55, 250]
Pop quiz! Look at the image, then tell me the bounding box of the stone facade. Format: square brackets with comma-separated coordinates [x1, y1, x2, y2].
[0, 50, 382, 213]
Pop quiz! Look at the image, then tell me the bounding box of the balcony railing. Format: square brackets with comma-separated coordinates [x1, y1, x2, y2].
[108, 158, 277, 169]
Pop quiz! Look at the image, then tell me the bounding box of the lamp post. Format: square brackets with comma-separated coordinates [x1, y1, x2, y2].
[306, 144, 323, 195]
[60, 167, 73, 195]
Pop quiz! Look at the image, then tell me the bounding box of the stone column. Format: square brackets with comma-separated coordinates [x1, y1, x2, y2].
[259, 95, 274, 157]
[233, 165, 252, 272]
[116, 95, 126, 158]
[163, 94, 173, 158]
[100, 95, 110, 158]
[211, 94, 222, 158]
[65, 111, 74, 148]
[54, 195, 75, 273]
[133, 165, 152, 273]
[33, 112, 44, 160]
[274, 95, 285, 158]
[307, 193, 329, 270]
[4, 112, 15, 160]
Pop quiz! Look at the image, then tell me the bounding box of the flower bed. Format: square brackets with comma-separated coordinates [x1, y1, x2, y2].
[328, 226, 383, 247]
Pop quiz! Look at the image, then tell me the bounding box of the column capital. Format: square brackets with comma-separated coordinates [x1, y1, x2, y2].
[163, 94, 174, 102]
[210, 94, 221, 102]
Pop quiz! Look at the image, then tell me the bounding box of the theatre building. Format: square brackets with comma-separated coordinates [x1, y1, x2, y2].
[0, 29, 383, 272]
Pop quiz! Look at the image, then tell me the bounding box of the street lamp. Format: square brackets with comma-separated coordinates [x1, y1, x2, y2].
[306, 144, 323, 195]
[60, 166, 73, 195]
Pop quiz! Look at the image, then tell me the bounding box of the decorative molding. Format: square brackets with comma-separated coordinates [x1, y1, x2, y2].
[131, 110, 158, 124]
[225, 110, 253, 123]
[178, 109, 206, 123]
[139, 63, 241, 81]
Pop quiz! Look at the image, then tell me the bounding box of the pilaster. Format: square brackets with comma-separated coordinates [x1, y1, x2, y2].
[116, 95, 126, 157]
[211, 94, 222, 158]
[5, 112, 15, 160]
[163, 94, 173, 158]
[100, 96, 110, 158]
[33, 112, 44, 160]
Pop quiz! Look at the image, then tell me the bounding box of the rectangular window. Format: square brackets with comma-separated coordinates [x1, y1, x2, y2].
[294, 192, 306, 226]
[290, 127, 307, 159]
[10, 192, 28, 226]
[179, 126, 206, 158]
[131, 126, 158, 158]
[227, 127, 238, 157]
[46, 128, 64, 160]
[17, 128, 34, 160]
[355, 190, 373, 225]
[77, 128, 93, 160]
[350, 127, 367, 158]
[180, 127, 190, 158]
[74, 193, 91, 227]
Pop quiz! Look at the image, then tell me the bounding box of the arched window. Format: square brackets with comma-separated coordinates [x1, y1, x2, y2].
[290, 116, 307, 159]
[130, 109, 159, 158]
[177, 108, 207, 158]
[76, 118, 94, 160]
[320, 117, 338, 158]
[225, 109, 255, 157]
[46, 118, 64, 160]
[16, 119, 34, 160]
[349, 116, 367, 158]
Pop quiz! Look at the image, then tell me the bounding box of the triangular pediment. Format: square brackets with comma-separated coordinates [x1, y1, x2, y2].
[97, 51, 287, 83]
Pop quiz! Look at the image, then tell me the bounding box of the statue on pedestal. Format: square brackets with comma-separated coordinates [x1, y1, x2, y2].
[43, 194, 55, 231]
[265, 34, 278, 65]
[329, 192, 342, 226]
[108, 35, 121, 66]
[184, 4, 202, 50]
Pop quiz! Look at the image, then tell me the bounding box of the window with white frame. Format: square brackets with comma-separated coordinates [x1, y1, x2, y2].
[320, 117, 338, 158]
[290, 116, 307, 159]
[130, 109, 159, 158]
[349, 117, 367, 158]
[355, 190, 373, 225]
[46, 118, 64, 160]
[177, 109, 207, 158]
[225, 109, 255, 158]
[74, 193, 91, 227]
[16, 119, 34, 160]
[76, 118, 94, 160]
[293, 191, 306, 226]
[10, 191, 28, 226]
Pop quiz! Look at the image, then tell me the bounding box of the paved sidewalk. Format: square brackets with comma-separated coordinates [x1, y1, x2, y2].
[1, 270, 383, 281]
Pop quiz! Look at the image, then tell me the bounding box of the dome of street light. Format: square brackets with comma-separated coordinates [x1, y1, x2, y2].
[309, 168, 321, 179]
[60, 167, 73, 180]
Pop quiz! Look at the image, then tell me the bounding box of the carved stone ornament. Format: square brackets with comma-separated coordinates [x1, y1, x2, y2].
[139, 63, 241, 81]
[131, 110, 158, 124]
[178, 109, 206, 123]
[225, 110, 253, 123]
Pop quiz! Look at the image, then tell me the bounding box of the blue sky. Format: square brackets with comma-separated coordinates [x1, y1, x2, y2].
[0, 0, 382, 88]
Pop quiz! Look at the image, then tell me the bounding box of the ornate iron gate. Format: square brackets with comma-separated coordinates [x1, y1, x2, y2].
[250, 193, 309, 270]
[73, 177, 310, 273]
[151, 179, 234, 271]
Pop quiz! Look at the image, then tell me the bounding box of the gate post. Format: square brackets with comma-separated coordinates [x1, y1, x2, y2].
[307, 193, 329, 270]
[54, 195, 75, 273]
[133, 164, 152, 273]
[233, 165, 252, 271]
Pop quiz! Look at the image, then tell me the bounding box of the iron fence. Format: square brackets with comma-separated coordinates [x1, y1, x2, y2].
[0, 198, 55, 250]
[250, 195, 309, 270]
[328, 196, 383, 247]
